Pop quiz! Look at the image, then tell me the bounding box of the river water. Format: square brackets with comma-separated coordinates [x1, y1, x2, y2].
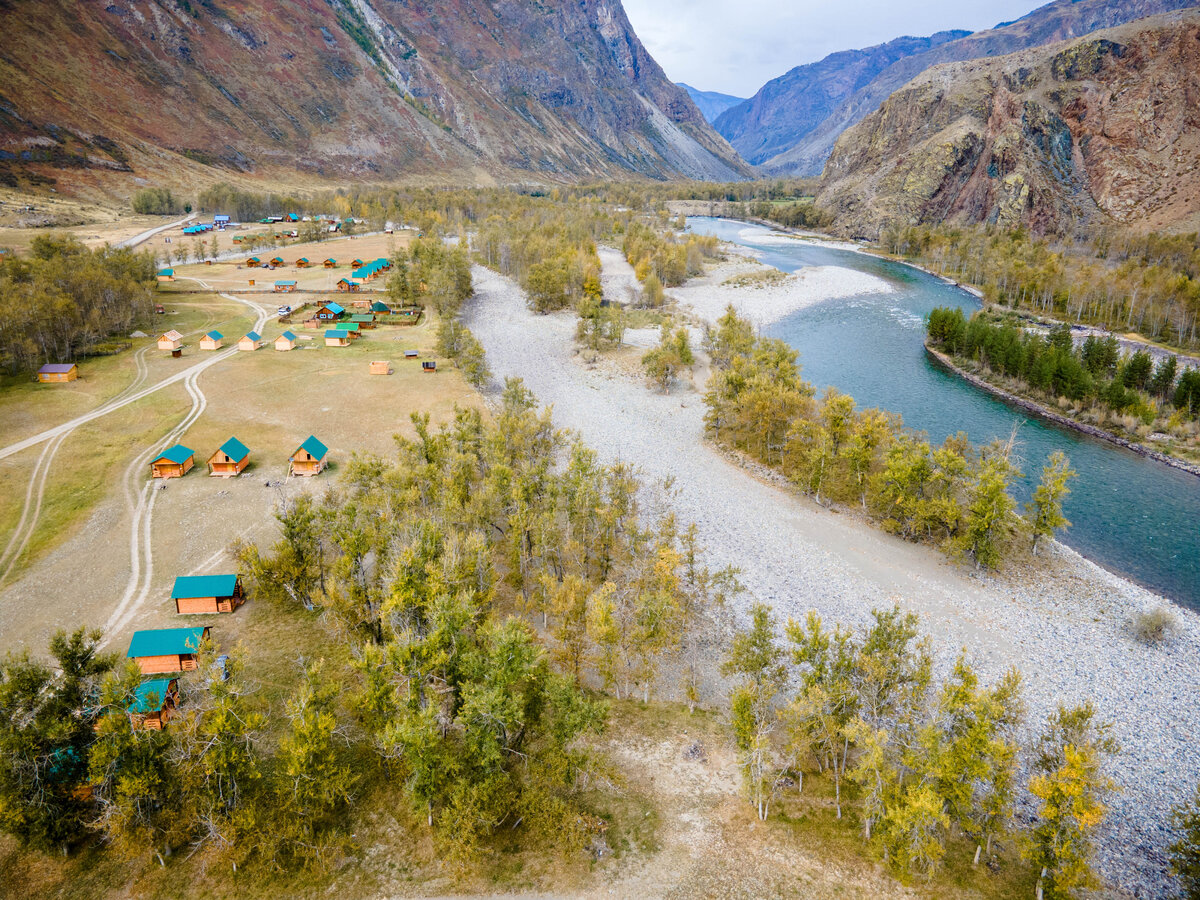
[687, 217, 1200, 605]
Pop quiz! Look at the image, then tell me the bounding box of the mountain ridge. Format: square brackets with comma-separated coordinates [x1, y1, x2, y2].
[678, 83, 745, 124]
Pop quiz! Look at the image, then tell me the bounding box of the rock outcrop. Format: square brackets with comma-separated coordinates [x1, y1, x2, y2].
[729, 0, 1200, 177]
[0, 0, 749, 192]
[816, 11, 1200, 238]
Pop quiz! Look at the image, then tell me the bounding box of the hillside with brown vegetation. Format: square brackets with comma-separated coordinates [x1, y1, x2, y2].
[817, 10, 1200, 238]
[0, 0, 748, 198]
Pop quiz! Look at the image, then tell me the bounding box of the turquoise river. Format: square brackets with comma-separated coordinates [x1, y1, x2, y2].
[688, 217, 1200, 605]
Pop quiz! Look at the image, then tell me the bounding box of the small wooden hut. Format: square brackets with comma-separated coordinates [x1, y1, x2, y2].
[151, 444, 194, 479]
[351, 258, 364, 268]
[37, 363, 78, 383]
[323, 258, 337, 268]
[156, 268, 175, 283]
[238, 331, 263, 351]
[127, 626, 210, 675]
[371, 301, 392, 315]
[369, 360, 391, 375]
[274, 280, 297, 293]
[207, 437, 250, 477]
[269, 257, 284, 267]
[274, 330, 298, 351]
[295, 257, 311, 268]
[199, 331, 223, 350]
[325, 328, 350, 347]
[423, 360, 437, 373]
[289, 435, 328, 477]
[171, 574, 244, 613]
[350, 313, 376, 328]
[157, 330, 183, 351]
[336, 278, 360, 293]
[246, 257, 262, 267]
[128, 678, 179, 730]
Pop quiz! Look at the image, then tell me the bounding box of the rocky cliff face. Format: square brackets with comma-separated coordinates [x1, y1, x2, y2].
[0, 0, 748, 193]
[816, 11, 1200, 238]
[742, 0, 1200, 176]
[713, 31, 969, 166]
[679, 84, 745, 124]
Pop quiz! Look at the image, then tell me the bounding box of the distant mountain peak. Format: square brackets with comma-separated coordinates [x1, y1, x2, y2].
[678, 84, 746, 124]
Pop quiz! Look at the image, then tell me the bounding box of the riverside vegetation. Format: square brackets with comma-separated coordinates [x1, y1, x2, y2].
[702, 306, 1078, 568]
[926, 307, 1200, 467]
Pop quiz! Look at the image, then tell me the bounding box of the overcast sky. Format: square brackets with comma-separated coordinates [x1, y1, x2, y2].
[622, 0, 1048, 97]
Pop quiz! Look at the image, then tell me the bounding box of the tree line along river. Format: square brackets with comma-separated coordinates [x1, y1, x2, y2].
[688, 217, 1200, 606]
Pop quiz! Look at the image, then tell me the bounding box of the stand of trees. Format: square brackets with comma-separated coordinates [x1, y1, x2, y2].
[927, 307, 1200, 430]
[0, 235, 156, 375]
[622, 221, 720, 294]
[130, 188, 183, 216]
[885, 224, 1200, 352]
[724, 604, 1118, 894]
[704, 307, 1077, 568]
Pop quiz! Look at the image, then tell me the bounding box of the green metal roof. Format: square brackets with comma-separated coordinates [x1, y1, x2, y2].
[370, 302, 391, 312]
[157, 444, 193, 465]
[349, 314, 374, 323]
[295, 435, 328, 460]
[339, 322, 359, 332]
[129, 678, 174, 714]
[172, 573, 239, 599]
[216, 436, 250, 462]
[127, 627, 207, 658]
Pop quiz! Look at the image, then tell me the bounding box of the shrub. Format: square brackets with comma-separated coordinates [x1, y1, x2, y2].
[1131, 607, 1178, 645]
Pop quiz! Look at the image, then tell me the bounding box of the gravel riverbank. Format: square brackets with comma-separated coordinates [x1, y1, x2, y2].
[465, 263, 1200, 898]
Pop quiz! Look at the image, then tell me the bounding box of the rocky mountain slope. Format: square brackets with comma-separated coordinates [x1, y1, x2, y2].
[713, 31, 969, 166]
[679, 84, 745, 124]
[816, 10, 1200, 238]
[0, 0, 749, 195]
[732, 0, 1200, 176]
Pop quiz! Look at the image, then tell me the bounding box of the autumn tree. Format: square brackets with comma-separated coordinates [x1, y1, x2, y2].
[1028, 451, 1077, 554]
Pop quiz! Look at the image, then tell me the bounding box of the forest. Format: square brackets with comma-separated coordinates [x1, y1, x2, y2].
[0, 235, 157, 375]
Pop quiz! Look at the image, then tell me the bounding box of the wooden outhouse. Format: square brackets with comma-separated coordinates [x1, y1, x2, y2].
[151, 444, 194, 478]
[127, 626, 210, 674]
[171, 574, 244, 614]
[207, 437, 250, 477]
[422, 360, 436, 373]
[369, 360, 391, 375]
[157, 268, 175, 283]
[296, 257, 311, 268]
[158, 330, 183, 351]
[289, 435, 328, 477]
[274, 330, 298, 351]
[246, 256, 261, 267]
[323, 258, 337, 268]
[238, 331, 263, 351]
[129, 678, 179, 730]
[199, 331, 223, 350]
[37, 363, 78, 383]
[274, 280, 297, 293]
[325, 329, 350, 347]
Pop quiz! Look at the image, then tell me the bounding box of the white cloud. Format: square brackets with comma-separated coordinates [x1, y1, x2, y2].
[624, 0, 1045, 97]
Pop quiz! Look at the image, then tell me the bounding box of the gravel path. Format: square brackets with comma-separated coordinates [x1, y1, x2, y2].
[465, 264, 1200, 898]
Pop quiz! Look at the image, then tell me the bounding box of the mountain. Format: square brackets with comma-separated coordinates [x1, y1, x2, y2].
[712, 31, 969, 165]
[678, 84, 745, 124]
[734, 0, 1200, 176]
[816, 10, 1200, 238]
[0, 0, 749, 195]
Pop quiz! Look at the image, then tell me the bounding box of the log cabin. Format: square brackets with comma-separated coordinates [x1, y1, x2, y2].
[127, 626, 210, 675]
[207, 437, 250, 477]
[156, 268, 175, 283]
[336, 278, 360, 293]
[351, 258, 364, 268]
[269, 257, 284, 267]
[151, 444, 194, 478]
[274, 330, 298, 351]
[323, 258, 337, 268]
[238, 331, 262, 351]
[313, 303, 343, 322]
[128, 678, 179, 730]
[157, 330, 183, 351]
[37, 363, 78, 383]
[171, 573, 244, 614]
[371, 301, 392, 315]
[295, 257, 311, 268]
[274, 280, 297, 293]
[246, 257, 262, 267]
[325, 329, 350, 347]
[199, 331, 223, 350]
[350, 313, 376, 328]
[289, 435, 328, 476]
